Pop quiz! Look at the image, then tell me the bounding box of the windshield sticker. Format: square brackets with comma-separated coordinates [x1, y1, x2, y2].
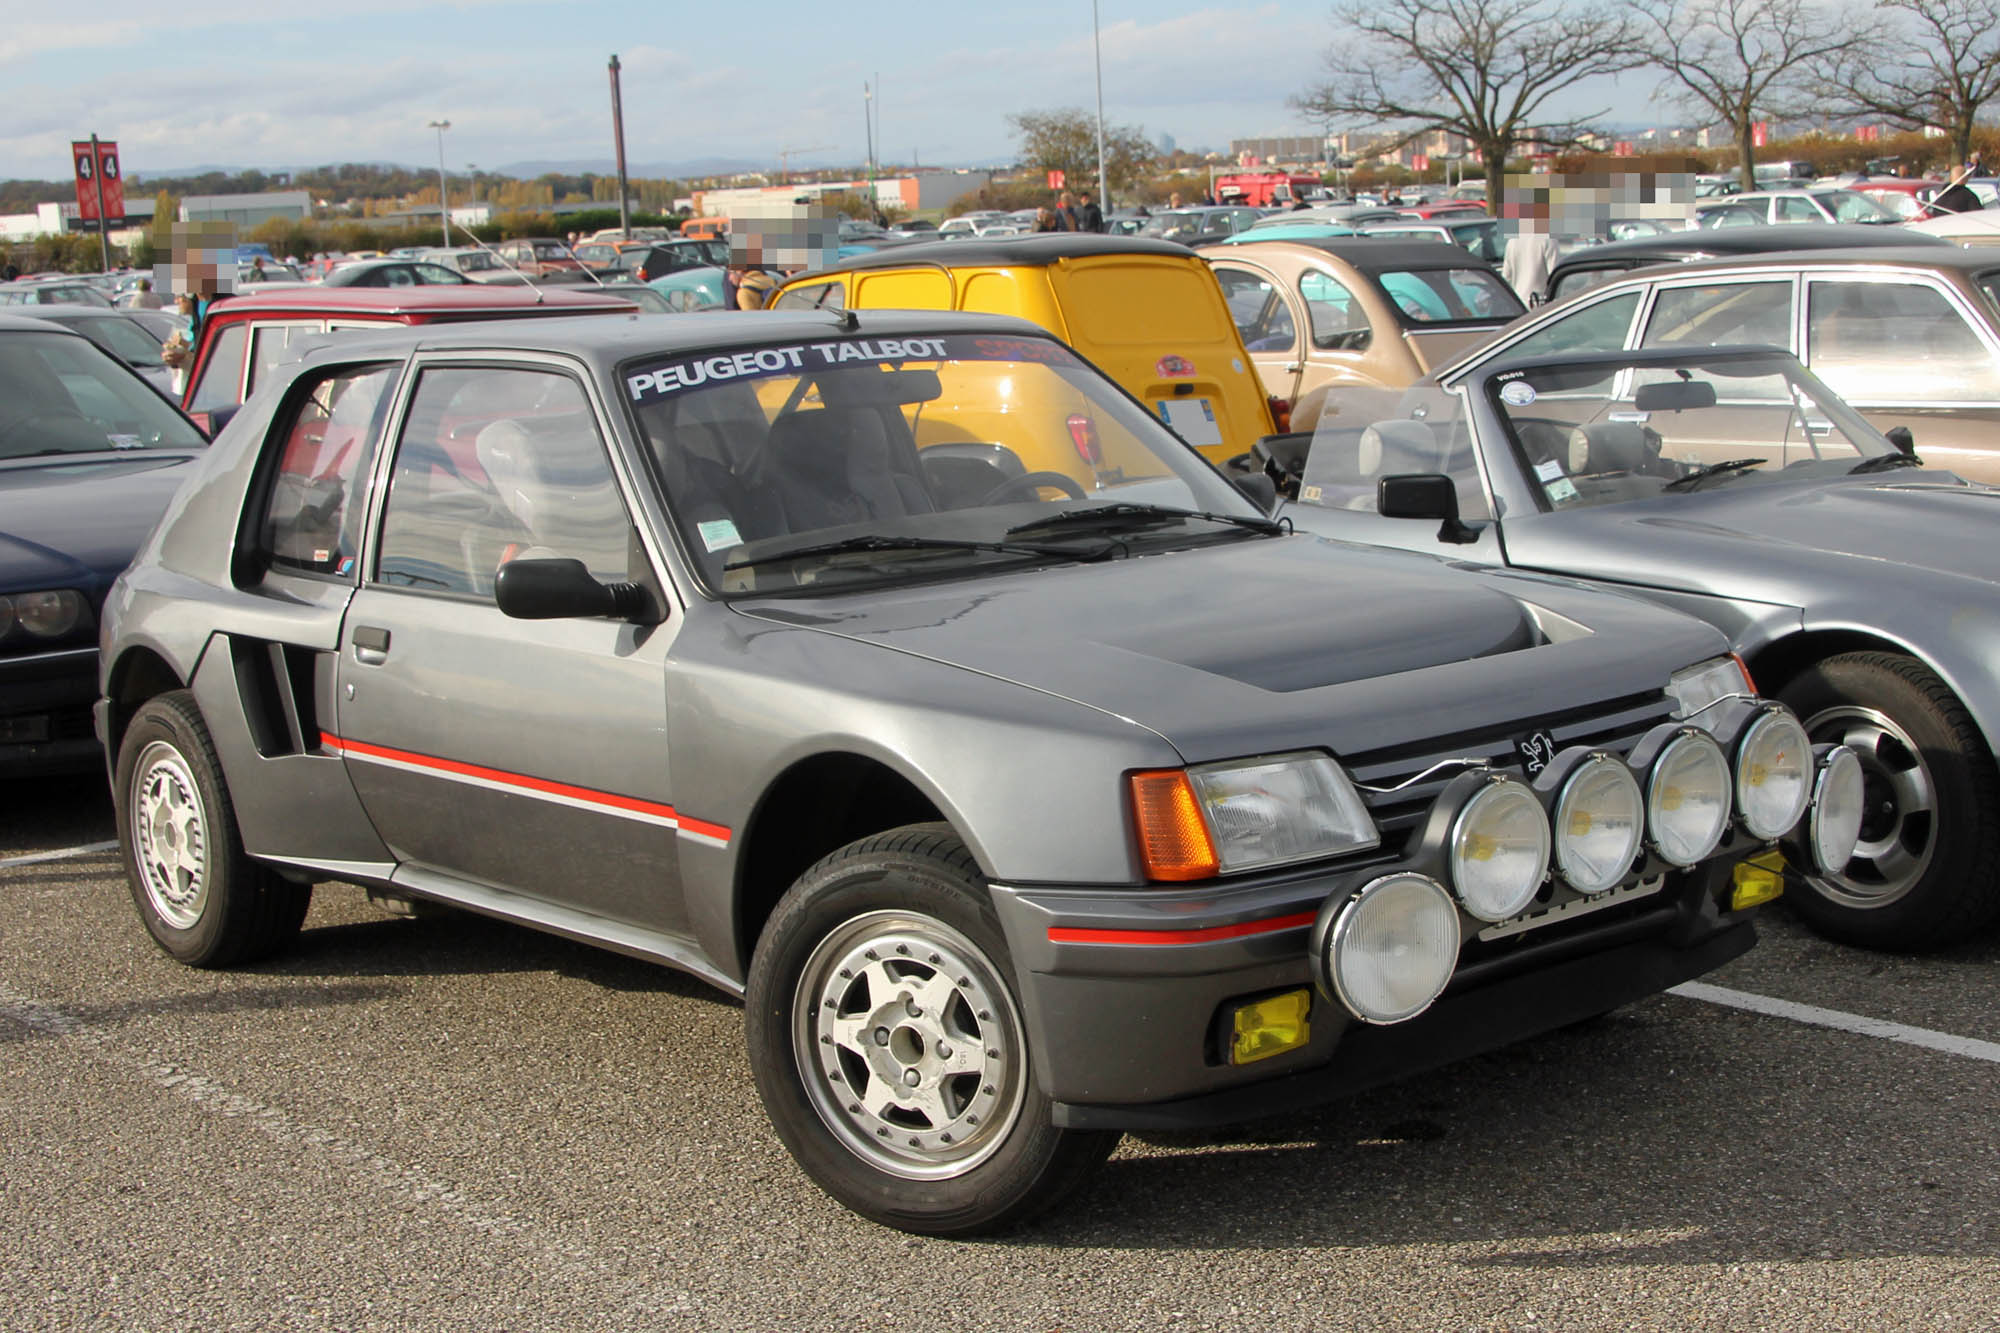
[1533, 458, 1566, 484]
[1609, 410, 1650, 423]
[627, 334, 1076, 402]
[1499, 381, 1537, 407]
[696, 518, 743, 553]
[1545, 476, 1580, 506]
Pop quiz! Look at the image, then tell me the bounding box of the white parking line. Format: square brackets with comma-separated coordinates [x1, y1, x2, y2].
[1671, 981, 2000, 1065]
[0, 840, 118, 870]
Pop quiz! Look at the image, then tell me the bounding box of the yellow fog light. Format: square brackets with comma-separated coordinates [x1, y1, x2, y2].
[1731, 851, 1786, 911]
[1229, 989, 1312, 1065]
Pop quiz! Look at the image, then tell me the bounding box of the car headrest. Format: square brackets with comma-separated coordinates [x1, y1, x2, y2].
[1566, 421, 1655, 475]
[1357, 419, 1440, 476]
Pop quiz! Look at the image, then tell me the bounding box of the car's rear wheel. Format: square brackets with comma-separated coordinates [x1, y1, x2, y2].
[114, 690, 310, 967]
[745, 823, 1117, 1235]
[1778, 653, 2000, 950]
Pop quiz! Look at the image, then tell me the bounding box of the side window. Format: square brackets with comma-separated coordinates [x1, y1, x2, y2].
[1212, 267, 1297, 351]
[1808, 280, 2000, 402]
[1502, 290, 1642, 360]
[187, 322, 250, 413]
[376, 367, 635, 597]
[1299, 391, 1490, 520]
[1300, 271, 1369, 350]
[248, 323, 323, 397]
[1640, 282, 1792, 352]
[260, 364, 396, 577]
[771, 281, 846, 311]
[1775, 196, 1820, 224]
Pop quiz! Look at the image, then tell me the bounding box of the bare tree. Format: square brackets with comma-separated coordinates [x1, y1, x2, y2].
[1814, 0, 2000, 172]
[1292, 0, 1648, 212]
[1636, 0, 1871, 190]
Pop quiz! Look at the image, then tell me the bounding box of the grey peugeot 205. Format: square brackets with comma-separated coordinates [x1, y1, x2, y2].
[95, 309, 1859, 1235]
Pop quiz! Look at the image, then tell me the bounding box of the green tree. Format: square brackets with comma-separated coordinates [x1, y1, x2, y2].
[1006, 108, 1158, 203]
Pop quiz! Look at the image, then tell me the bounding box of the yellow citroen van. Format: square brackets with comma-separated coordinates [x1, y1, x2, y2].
[769, 235, 1276, 466]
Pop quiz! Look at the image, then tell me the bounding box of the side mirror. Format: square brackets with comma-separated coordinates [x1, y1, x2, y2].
[1231, 469, 1278, 514]
[1885, 425, 1916, 456]
[494, 557, 652, 621]
[1378, 473, 1480, 545]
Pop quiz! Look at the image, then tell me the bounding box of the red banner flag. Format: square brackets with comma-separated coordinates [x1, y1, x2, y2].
[71, 139, 125, 225]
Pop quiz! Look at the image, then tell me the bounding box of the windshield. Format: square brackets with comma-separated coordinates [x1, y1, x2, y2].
[624, 333, 1268, 595]
[0, 331, 205, 457]
[1484, 353, 1896, 508]
[1819, 190, 1896, 223]
[79, 316, 167, 369]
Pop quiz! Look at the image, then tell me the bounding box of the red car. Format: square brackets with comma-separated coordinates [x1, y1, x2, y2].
[1847, 177, 1947, 220]
[177, 285, 637, 430]
[492, 236, 585, 277]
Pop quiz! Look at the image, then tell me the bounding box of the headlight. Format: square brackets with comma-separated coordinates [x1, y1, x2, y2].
[1735, 709, 1812, 840]
[1448, 774, 1550, 921]
[1647, 730, 1732, 865]
[8, 589, 85, 639]
[1323, 873, 1460, 1024]
[1668, 655, 1752, 721]
[1810, 745, 1866, 876]
[1132, 752, 1379, 881]
[1552, 753, 1644, 894]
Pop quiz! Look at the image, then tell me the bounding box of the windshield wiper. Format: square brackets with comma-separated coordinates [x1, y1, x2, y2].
[1663, 457, 1767, 492]
[722, 532, 1114, 573]
[1848, 452, 1922, 475]
[1004, 501, 1285, 539]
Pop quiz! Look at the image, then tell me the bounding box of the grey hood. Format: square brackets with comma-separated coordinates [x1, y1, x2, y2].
[735, 534, 1727, 764]
[1503, 475, 2000, 606]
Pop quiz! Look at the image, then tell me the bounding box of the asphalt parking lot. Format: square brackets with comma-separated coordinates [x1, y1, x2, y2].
[4, 772, 1996, 1333]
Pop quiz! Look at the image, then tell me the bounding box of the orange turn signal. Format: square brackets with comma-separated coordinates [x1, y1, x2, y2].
[1732, 652, 1758, 695]
[1129, 770, 1220, 882]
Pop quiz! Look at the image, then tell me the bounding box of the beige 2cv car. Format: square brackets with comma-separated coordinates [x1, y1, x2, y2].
[1207, 238, 1524, 430]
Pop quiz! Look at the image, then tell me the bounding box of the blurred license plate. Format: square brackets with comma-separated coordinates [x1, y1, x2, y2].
[1158, 397, 1223, 448]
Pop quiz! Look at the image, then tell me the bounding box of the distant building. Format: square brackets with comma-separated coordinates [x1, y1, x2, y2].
[694, 171, 991, 219]
[179, 190, 314, 228]
[1156, 133, 1177, 156]
[1229, 135, 1331, 165]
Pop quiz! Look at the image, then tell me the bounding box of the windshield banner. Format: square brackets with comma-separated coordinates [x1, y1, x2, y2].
[625, 334, 1079, 402]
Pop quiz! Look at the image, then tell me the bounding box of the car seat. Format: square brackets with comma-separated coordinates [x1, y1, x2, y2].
[758, 407, 937, 532]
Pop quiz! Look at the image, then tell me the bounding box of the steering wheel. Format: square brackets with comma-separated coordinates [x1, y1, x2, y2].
[977, 470, 1089, 505]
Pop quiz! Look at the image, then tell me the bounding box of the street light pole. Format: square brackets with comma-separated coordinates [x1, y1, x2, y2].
[864, 82, 875, 183]
[427, 119, 451, 247]
[1092, 0, 1108, 210]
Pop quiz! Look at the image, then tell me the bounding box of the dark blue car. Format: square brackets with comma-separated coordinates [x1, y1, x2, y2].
[0, 313, 206, 773]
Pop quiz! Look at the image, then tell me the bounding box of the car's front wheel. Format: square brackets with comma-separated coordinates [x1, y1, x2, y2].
[745, 824, 1117, 1235]
[114, 690, 311, 967]
[1778, 652, 2000, 950]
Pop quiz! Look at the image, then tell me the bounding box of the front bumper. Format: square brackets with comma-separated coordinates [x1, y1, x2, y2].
[990, 857, 1752, 1129]
[0, 646, 102, 775]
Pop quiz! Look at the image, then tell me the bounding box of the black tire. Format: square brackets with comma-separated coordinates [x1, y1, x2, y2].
[745, 823, 1117, 1236]
[113, 690, 311, 967]
[1777, 652, 2000, 950]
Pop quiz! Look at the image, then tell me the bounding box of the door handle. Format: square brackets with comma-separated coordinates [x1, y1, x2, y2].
[351, 625, 390, 665]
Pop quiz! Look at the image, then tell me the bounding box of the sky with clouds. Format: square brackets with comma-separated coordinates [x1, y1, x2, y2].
[4, 1, 1660, 182]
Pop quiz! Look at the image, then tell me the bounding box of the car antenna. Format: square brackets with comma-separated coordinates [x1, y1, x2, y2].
[446, 215, 549, 304]
[832, 308, 859, 331]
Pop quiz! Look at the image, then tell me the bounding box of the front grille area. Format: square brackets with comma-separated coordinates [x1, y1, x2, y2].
[1344, 687, 1676, 854]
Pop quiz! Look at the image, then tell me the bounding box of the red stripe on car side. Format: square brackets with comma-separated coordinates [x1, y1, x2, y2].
[320, 731, 730, 843]
[1048, 909, 1319, 946]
